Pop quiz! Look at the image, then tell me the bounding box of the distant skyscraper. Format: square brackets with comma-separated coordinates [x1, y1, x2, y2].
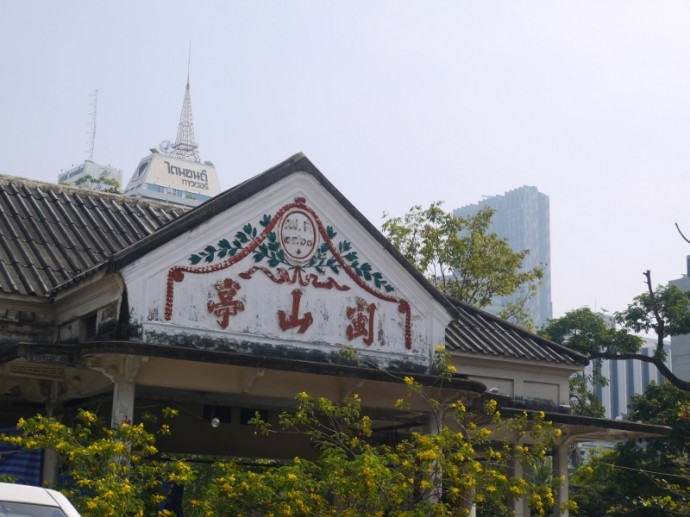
[454, 186, 552, 328]
[123, 69, 220, 207]
[669, 256, 690, 380]
[591, 338, 672, 420]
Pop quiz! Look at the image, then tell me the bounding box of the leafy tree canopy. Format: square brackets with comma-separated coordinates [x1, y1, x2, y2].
[571, 382, 690, 516]
[1, 351, 568, 516]
[381, 202, 543, 327]
[541, 271, 690, 393]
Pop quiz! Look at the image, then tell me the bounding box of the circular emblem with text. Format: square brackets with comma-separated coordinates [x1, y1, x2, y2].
[279, 209, 319, 265]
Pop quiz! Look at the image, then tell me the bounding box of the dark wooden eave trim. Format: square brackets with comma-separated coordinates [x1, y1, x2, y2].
[0, 341, 487, 395]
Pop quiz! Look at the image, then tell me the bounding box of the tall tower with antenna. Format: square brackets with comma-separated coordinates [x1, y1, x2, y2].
[58, 89, 123, 192]
[86, 89, 98, 161]
[123, 50, 220, 208]
[168, 55, 200, 162]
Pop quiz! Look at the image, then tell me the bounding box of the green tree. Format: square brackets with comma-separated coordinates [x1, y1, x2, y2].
[1, 350, 568, 516]
[540, 270, 690, 417]
[571, 382, 690, 516]
[193, 388, 564, 516]
[1, 408, 191, 516]
[381, 202, 543, 327]
[72, 173, 122, 194]
[539, 306, 641, 417]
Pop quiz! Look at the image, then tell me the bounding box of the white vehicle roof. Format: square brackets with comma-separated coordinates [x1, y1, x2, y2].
[0, 482, 81, 516]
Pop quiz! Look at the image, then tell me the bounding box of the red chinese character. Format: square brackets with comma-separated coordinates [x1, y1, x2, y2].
[207, 278, 245, 329]
[278, 288, 313, 333]
[346, 298, 376, 346]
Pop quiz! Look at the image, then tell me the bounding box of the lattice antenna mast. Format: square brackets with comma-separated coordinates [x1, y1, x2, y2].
[169, 46, 200, 162]
[86, 89, 98, 160]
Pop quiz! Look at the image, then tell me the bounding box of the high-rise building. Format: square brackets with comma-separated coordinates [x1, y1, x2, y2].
[591, 339, 672, 420]
[123, 69, 220, 207]
[669, 256, 690, 380]
[454, 186, 552, 328]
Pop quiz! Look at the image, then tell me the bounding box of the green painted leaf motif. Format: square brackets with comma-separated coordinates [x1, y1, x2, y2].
[186, 214, 395, 292]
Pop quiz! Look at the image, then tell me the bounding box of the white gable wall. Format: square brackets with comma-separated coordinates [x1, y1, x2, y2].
[120, 171, 452, 371]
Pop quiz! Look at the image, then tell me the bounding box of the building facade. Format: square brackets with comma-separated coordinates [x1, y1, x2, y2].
[123, 70, 221, 207]
[124, 151, 220, 207]
[0, 156, 669, 515]
[591, 339, 672, 420]
[669, 257, 690, 381]
[454, 186, 552, 329]
[58, 160, 122, 192]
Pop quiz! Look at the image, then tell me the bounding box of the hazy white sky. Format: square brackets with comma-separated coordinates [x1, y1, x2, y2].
[2, 1, 690, 321]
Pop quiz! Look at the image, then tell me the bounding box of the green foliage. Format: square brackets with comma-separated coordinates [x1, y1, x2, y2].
[0, 409, 189, 516]
[568, 372, 605, 418]
[73, 173, 121, 193]
[189, 215, 396, 292]
[540, 307, 642, 360]
[197, 391, 563, 517]
[0, 371, 566, 516]
[539, 307, 642, 416]
[571, 382, 690, 516]
[616, 283, 690, 352]
[381, 202, 543, 326]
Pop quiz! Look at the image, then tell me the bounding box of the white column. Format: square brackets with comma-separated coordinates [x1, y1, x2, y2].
[111, 371, 136, 426]
[510, 450, 530, 517]
[102, 356, 147, 427]
[552, 444, 569, 517]
[424, 413, 443, 503]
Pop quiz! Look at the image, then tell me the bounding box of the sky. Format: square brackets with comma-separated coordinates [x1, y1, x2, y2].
[2, 1, 690, 322]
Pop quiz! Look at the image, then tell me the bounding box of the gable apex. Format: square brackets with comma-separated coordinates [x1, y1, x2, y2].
[109, 153, 454, 314]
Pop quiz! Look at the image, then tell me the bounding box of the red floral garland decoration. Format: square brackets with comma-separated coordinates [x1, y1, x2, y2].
[164, 197, 413, 349]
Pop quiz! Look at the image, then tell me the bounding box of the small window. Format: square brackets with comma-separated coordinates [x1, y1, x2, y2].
[240, 408, 268, 425]
[82, 314, 97, 341]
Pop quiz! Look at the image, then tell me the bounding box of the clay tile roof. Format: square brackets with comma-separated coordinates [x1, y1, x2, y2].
[0, 156, 585, 368]
[0, 175, 186, 298]
[445, 297, 587, 366]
